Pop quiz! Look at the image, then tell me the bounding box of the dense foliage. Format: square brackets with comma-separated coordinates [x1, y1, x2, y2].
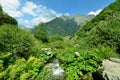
[0, 57, 44, 80]
[48, 34, 64, 43]
[0, 24, 36, 58]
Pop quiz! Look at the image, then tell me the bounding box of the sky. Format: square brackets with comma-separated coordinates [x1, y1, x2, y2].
[0, 0, 115, 28]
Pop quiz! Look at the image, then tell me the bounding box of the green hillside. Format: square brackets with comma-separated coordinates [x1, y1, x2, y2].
[45, 16, 79, 36]
[76, 0, 120, 53]
[0, 5, 17, 26]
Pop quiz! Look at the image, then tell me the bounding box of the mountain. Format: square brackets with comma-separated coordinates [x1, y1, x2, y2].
[76, 0, 120, 53]
[0, 5, 17, 26]
[33, 14, 94, 36]
[72, 14, 95, 26]
[45, 15, 79, 36]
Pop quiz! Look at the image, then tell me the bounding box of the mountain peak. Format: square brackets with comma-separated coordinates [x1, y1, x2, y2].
[73, 14, 86, 17]
[59, 15, 72, 21]
[72, 14, 95, 25]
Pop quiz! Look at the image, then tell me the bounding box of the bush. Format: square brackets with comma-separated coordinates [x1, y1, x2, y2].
[0, 24, 36, 58]
[49, 34, 63, 42]
[29, 44, 54, 63]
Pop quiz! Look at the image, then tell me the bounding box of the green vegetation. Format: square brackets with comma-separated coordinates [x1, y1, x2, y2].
[0, 1, 120, 80]
[48, 34, 63, 42]
[0, 57, 44, 80]
[0, 24, 36, 58]
[0, 5, 3, 12]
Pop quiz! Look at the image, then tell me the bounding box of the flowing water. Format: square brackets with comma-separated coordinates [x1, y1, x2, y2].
[52, 59, 64, 76]
[44, 59, 65, 80]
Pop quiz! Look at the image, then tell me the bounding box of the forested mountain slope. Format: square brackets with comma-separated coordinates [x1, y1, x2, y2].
[76, 0, 120, 53]
[0, 5, 17, 26]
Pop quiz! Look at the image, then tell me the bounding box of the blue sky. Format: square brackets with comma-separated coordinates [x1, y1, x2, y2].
[27, 0, 115, 15]
[0, 0, 115, 28]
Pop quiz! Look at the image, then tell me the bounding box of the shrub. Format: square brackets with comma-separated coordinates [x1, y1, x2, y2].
[0, 57, 44, 80]
[0, 24, 36, 58]
[49, 34, 63, 42]
[54, 46, 111, 80]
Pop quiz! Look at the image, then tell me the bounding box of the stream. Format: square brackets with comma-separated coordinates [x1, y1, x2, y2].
[44, 59, 65, 80]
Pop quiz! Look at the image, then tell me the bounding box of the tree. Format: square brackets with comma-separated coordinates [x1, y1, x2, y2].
[34, 23, 48, 43]
[0, 4, 3, 12]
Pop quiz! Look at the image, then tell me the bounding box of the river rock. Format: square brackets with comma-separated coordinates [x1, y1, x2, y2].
[96, 58, 120, 80]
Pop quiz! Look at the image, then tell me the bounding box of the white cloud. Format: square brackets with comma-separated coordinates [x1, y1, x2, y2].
[30, 4, 62, 26]
[32, 17, 44, 26]
[19, 18, 29, 25]
[20, 1, 62, 27]
[0, 0, 23, 17]
[18, 18, 33, 28]
[88, 9, 102, 16]
[31, 12, 61, 26]
[22, 1, 37, 16]
[50, 9, 62, 17]
[8, 10, 23, 18]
